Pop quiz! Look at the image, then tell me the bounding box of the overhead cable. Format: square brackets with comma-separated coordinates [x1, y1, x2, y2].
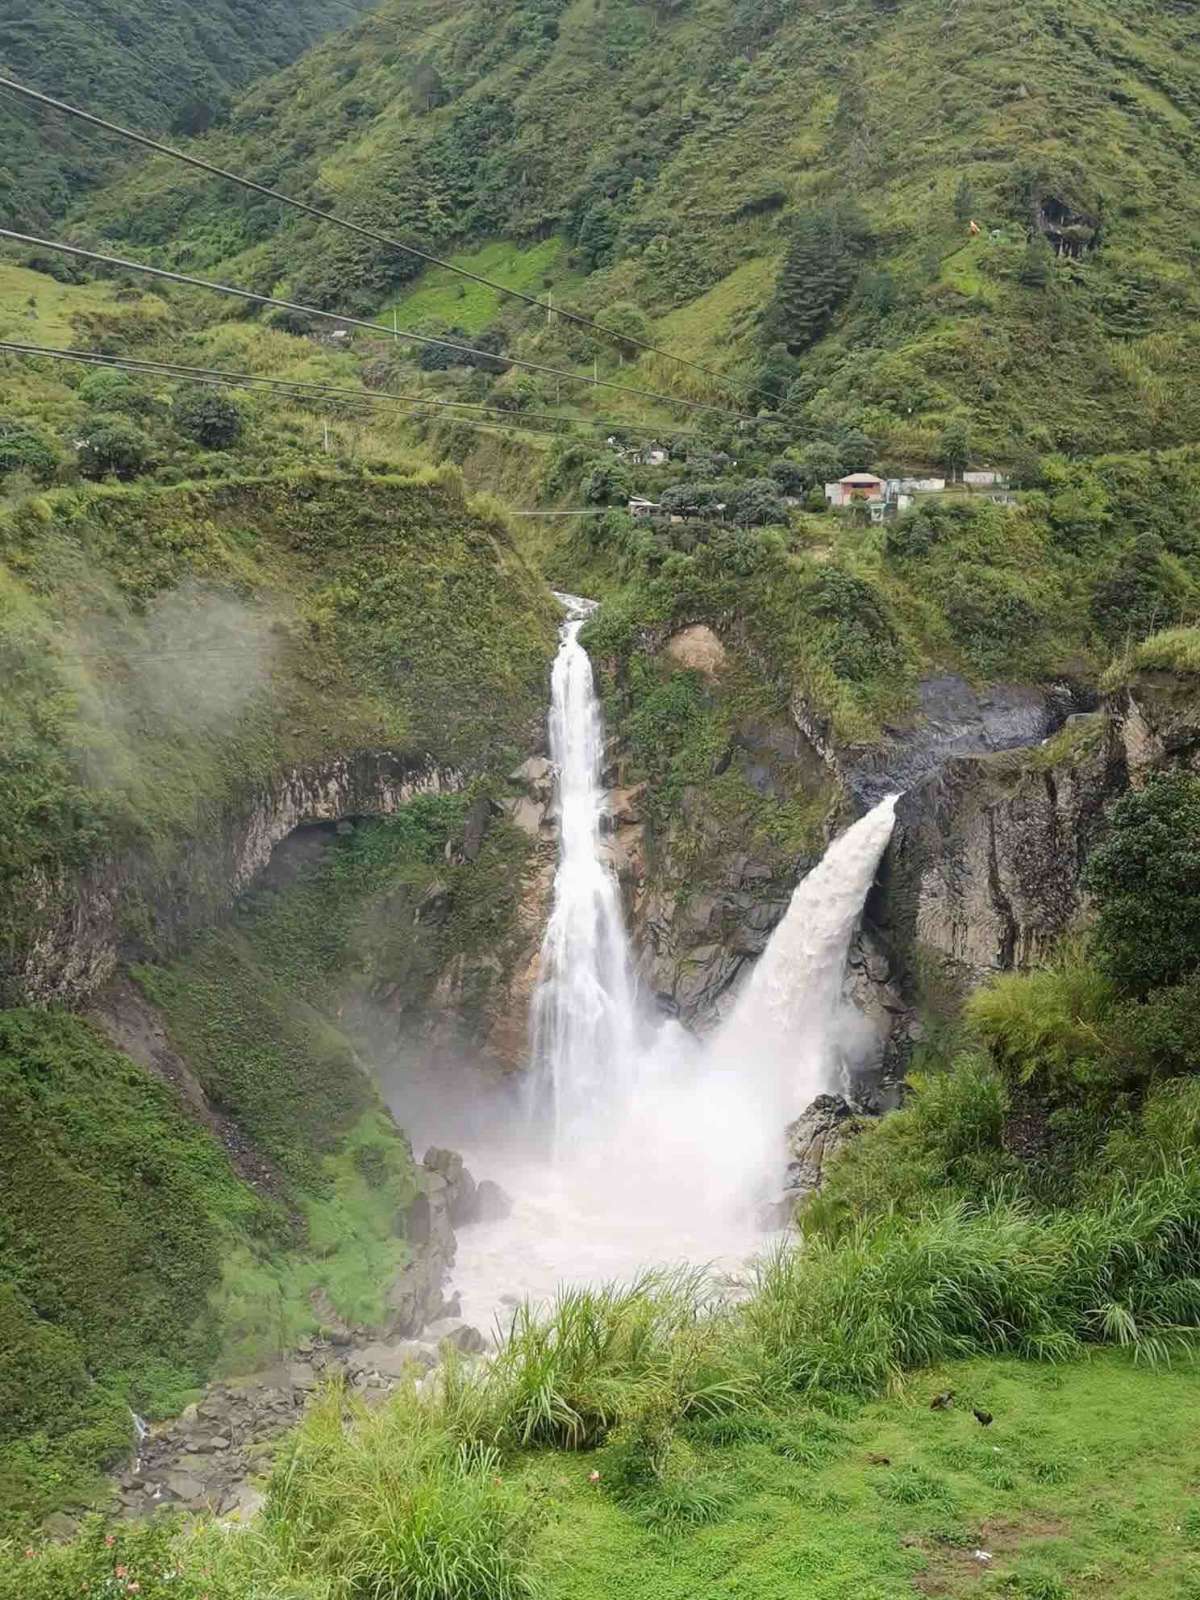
[0, 228, 756, 422]
[0, 339, 713, 441]
[0, 72, 767, 406]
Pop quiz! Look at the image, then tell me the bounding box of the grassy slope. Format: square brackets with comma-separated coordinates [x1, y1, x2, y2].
[533, 1354, 1200, 1600]
[78, 0, 1200, 452]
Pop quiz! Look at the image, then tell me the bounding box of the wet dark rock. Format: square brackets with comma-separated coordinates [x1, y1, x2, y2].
[424, 1318, 487, 1355]
[473, 1178, 513, 1222]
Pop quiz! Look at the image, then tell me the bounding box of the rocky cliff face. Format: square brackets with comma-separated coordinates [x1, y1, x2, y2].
[16, 751, 465, 1009]
[874, 673, 1200, 1013]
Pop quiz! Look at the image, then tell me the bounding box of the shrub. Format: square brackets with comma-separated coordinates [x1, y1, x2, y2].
[76, 414, 152, 479]
[76, 368, 160, 417]
[582, 458, 633, 505]
[480, 1273, 747, 1451]
[806, 566, 902, 682]
[942, 566, 1043, 673]
[726, 478, 789, 527]
[1083, 772, 1200, 992]
[173, 388, 244, 449]
[0, 418, 58, 482]
[749, 1168, 1200, 1395]
[965, 961, 1121, 1103]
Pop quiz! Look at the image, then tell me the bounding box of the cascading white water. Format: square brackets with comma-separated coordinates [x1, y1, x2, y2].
[529, 597, 639, 1155]
[445, 606, 898, 1330]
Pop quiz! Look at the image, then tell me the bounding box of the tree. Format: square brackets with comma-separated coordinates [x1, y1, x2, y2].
[768, 457, 806, 496]
[576, 201, 620, 271]
[174, 389, 244, 449]
[594, 302, 651, 359]
[1019, 236, 1055, 289]
[763, 203, 871, 354]
[77, 368, 159, 417]
[727, 479, 789, 527]
[836, 426, 875, 473]
[0, 418, 58, 482]
[410, 59, 448, 113]
[938, 419, 971, 479]
[796, 440, 845, 490]
[76, 415, 152, 480]
[582, 459, 632, 505]
[1083, 773, 1200, 994]
[1090, 534, 1188, 645]
[757, 343, 799, 405]
[953, 175, 976, 223]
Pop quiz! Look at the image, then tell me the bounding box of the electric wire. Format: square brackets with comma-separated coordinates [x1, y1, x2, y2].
[0, 341, 665, 455]
[0, 227, 758, 422]
[0, 72, 770, 407]
[0, 339, 714, 442]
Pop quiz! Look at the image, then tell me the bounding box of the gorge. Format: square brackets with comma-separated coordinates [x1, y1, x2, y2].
[7, 0, 1200, 1590]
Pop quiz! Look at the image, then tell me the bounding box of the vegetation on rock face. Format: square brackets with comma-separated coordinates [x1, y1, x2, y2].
[0, 467, 556, 994]
[1083, 773, 1200, 994]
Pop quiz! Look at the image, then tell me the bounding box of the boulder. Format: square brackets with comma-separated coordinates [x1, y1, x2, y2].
[348, 1340, 438, 1379]
[665, 624, 727, 678]
[423, 1318, 487, 1355]
[473, 1179, 513, 1222]
[783, 1094, 863, 1197]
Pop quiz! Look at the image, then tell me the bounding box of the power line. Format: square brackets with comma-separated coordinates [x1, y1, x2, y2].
[0, 227, 756, 423]
[0, 71, 767, 407]
[0, 341, 637, 453]
[0, 339, 710, 442]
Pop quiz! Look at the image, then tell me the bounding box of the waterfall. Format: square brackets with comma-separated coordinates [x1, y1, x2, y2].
[449, 607, 897, 1325]
[529, 597, 639, 1156]
[715, 793, 899, 1120]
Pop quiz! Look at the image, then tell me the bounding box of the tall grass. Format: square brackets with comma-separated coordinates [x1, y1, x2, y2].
[256, 1386, 539, 1599]
[747, 1167, 1200, 1394]
[474, 1270, 749, 1451]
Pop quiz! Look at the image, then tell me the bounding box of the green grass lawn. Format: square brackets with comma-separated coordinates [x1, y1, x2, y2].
[527, 1352, 1200, 1599]
[387, 238, 583, 335]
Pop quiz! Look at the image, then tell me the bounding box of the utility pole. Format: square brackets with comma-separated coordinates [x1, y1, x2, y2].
[323, 418, 331, 453]
[546, 290, 553, 326]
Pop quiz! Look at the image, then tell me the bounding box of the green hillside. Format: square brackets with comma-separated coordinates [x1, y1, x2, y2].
[0, 0, 381, 226]
[76, 0, 1200, 459]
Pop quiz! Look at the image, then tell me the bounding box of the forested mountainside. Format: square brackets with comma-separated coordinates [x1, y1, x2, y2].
[84, 0, 1200, 457]
[0, 0, 381, 226]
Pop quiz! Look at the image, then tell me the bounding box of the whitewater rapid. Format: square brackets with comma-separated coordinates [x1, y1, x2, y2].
[446, 599, 897, 1335]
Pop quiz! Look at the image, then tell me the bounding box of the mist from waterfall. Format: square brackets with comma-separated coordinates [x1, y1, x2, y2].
[448, 602, 897, 1330]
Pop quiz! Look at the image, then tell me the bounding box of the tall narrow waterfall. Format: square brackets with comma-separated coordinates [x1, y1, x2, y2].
[530, 599, 639, 1154]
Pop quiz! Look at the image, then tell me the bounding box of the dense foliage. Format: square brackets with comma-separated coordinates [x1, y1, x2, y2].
[0, 0, 378, 227]
[1083, 773, 1200, 994]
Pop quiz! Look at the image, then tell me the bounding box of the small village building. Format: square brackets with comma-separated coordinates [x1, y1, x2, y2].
[825, 473, 886, 508]
[963, 470, 1006, 488]
[628, 497, 659, 518]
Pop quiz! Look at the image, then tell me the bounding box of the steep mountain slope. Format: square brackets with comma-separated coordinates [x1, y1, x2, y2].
[0, 0, 381, 226]
[81, 0, 1200, 457]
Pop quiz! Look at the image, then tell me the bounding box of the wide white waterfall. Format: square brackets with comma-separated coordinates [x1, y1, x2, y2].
[446, 606, 897, 1329]
[529, 599, 640, 1154]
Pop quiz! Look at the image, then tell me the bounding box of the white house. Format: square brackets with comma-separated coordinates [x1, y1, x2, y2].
[628, 497, 659, 518]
